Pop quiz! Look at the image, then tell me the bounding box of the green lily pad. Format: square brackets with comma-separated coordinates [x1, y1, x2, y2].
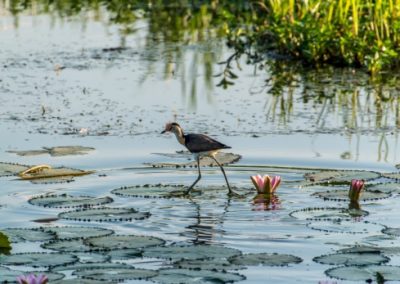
[42, 239, 96, 253]
[339, 245, 400, 255]
[8, 146, 95, 157]
[289, 207, 368, 220]
[73, 268, 158, 281]
[53, 279, 106, 284]
[229, 253, 302, 266]
[73, 252, 110, 263]
[58, 207, 150, 222]
[312, 189, 390, 201]
[307, 220, 383, 234]
[382, 173, 400, 181]
[3, 228, 55, 242]
[111, 184, 186, 198]
[0, 252, 77, 267]
[304, 170, 380, 185]
[0, 162, 29, 177]
[19, 166, 94, 180]
[314, 252, 389, 266]
[142, 245, 241, 260]
[86, 235, 165, 250]
[41, 226, 114, 240]
[29, 194, 113, 208]
[173, 258, 245, 271]
[325, 265, 400, 281]
[52, 262, 131, 272]
[382, 227, 400, 236]
[0, 268, 65, 282]
[367, 182, 400, 194]
[149, 152, 241, 168]
[152, 268, 245, 284]
[0, 231, 11, 254]
[107, 248, 142, 260]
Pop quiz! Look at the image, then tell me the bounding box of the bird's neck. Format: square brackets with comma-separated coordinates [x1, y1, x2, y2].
[173, 127, 185, 145]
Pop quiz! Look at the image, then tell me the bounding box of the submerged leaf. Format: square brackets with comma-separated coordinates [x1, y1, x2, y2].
[307, 220, 384, 234]
[304, 170, 380, 185]
[8, 146, 95, 157]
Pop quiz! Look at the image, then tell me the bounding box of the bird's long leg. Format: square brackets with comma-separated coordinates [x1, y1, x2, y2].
[185, 156, 201, 195]
[210, 155, 239, 196]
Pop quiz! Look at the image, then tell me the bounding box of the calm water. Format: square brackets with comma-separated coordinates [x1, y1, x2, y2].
[1, 2, 400, 283]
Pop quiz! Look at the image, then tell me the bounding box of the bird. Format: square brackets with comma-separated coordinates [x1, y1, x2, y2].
[161, 122, 236, 195]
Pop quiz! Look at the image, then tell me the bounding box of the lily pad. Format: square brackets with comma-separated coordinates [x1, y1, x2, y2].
[0, 231, 11, 254]
[73, 268, 158, 281]
[8, 146, 95, 157]
[52, 262, 132, 272]
[173, 258, 245, 271]
[41, 226, 114, 240]
[19, 166, 94, 180]
[58, 207, 150, 222]
[339, 245, 400, 255]
[111, 184, 186, 198]
[142, 245, 241, 260]
[42, 239, 96, 253]
[367, 182, 400, 194]
[0, 252, 77, 267]
[73, 252, 111, 263]
[325, 265, 400, 281]
[53, 279, 106, 284]
[29, 194, 113, 208]
[107, 248, 142, 260]
[304, 170, 380, 185]
[153, 268, 245, 284]
[382, 173, 400, 181]
[382, 227, 400, 237]
[148, 152, 241, 168]
[3, 228, 55, 242]
[313, 252, 389, 266]
[86, 235, 165, 250]
[312, 189, 390, 201]
[289, 207, 368, 220]
[229, 253, 302, 266]
[0, 162, 29, 177]
[307, 220, 383, 234]
[0, 267, 65, 282]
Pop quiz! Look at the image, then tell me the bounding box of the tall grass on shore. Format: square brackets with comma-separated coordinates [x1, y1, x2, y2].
[247, 0, 400, 74]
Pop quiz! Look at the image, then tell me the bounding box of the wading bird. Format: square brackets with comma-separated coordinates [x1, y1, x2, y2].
[161, 122, 236, 195]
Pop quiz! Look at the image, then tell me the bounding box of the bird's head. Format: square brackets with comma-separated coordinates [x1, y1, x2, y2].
[161, 122, 181, 134]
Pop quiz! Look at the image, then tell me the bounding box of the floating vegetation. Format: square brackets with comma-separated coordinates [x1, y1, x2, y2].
[29, 194, 113, 208]
[73, 267, 158, 282]
[0, 231, 11, 254]
[382, 227, 400, 237]
[312, 189, 390, 201]
[86, 235, 165, 250]
[326, 265, 400, 281]
[304, 170, 380, 185]
[289, 207, 368, 221]
[52, 262, 132, 272]
[149, 152, 241, 168]
[174, 258, 244, 271]
[58, 207, 150, 222]
[153, 268, 245, 284]
[73, 252, 110, 263]
[307, 220, 383, 234]
[142, 245, 241, 260]
[8, 146, 95, 157]
[41, 226, 114, 240]
[3, 228, 55, 242]
[18, 165, 94, 180]
[0, 162, 29, 177]
[313, 252, 389, 266]
[53, 279, 104, 284]
[0, 267, 65, 282]
[229, 253, 302, 266]
[339, 245, 400, 256]
[382, 173, 400, 181]
[111, 184, 187, 199]
[0, 252, 77, 267]
[42, 239, 95, 253]
[367, 182, 400, 194]
[107, 248, 142, 260]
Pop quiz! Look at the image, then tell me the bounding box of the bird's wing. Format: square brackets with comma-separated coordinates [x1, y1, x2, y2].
[185, 134, 231, 153]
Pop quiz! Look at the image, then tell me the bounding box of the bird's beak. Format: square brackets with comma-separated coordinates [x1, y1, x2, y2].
[161, 130, 166, 134]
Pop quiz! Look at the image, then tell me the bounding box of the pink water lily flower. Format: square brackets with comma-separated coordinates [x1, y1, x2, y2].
[17, 274, 48, 284]
[348, 179, 365, 202]
[250, 174, 281, 194]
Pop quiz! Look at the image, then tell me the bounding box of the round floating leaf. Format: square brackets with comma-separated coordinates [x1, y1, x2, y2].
[326, 265, 400, 281]
[0, 162, 28, 177]
[314, 252, 389, 266]
[73, 268, 157, 281]
[86, 235, 164, 250]
[382, 173, 400, 181]
[229, 253, 302, 266]
[367, 182, 400, 194]
[174, 258, 244, 271]
[19, 166, 93, 180]
[312, 189, 390, 201]
[142, 245, 241, 260]
[42, 239, 95, 252]
[58, 207, 150, 222]
[304, 170, 380, 185]
[289, 207, 368, 220]
[339, 245, 400, 255]
[382, 227, 400, 237]
[3, 228, 55, 243]
[73, 252, 110, 263]
[0, 268, 65, 282]
[111, 184, 186, 199]
[41, 226, 114, 240]
[29, 194, 113, 208]
[153, 268, 245, 284]
[0, 252, 77, 267]
[46, 146, 95, 157]
[307, 220, 384, 234]
[107, 248, 142, 260]
[52, 262, 131, 272]
[54, 279, 105, 284]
